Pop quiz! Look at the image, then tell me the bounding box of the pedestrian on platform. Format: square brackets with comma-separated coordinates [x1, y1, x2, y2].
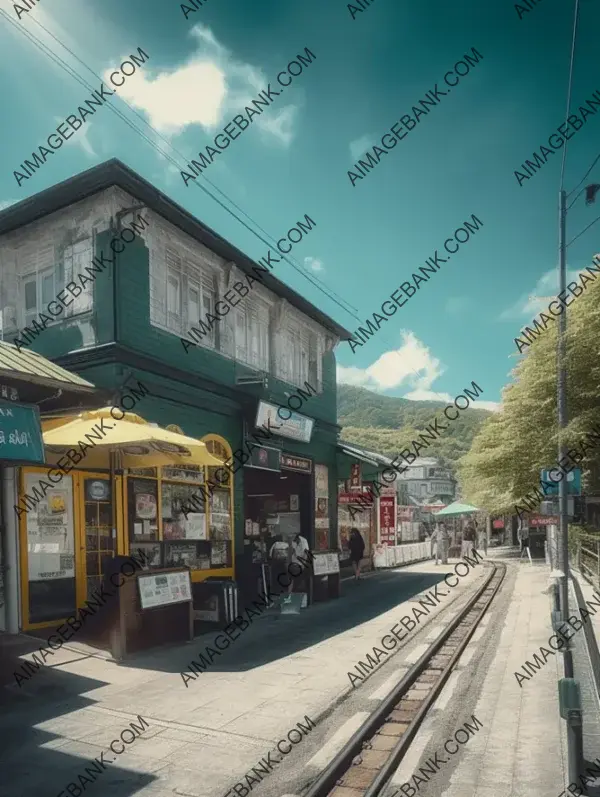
[472, 520, 479, 558]
[477, 524, 488, 556]
[462, 522, 476, 558]
[349, 527, 365, 581]
[437, 522, 449, 564]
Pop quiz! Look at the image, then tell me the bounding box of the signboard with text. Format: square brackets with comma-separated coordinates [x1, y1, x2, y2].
[0, 400, 44, 464]
[350, 463, 362, 491]
[255, 400, 314, 443]
[540, 468, 581, 496]
[379, 495, 396, 546]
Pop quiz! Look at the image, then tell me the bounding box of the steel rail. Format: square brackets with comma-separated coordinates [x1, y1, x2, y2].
[304, 562, 506, 797]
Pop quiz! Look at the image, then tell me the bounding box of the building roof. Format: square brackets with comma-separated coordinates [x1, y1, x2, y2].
[0, 340, 96, 392]
[0, 159, 352, 340]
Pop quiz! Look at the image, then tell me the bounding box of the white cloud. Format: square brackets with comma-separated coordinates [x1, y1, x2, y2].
[304, 256, 324, 273]
[337, 330, 502, 412]
[500, 267, 580, 321]
[104, 24, 298, 145]
[0, 200, 17, 211]
[337, 330, 445, 393]
[445, 296, 470, 315]
[349, 134, 376, 162]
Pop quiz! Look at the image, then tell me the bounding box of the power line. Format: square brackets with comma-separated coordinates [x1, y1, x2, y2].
[567, 152, 600, 201]
[0, 9, 472, 409]
[559, 0, 580, 192]
[0, 7, 359, 320]
[566, 211, 600, 247]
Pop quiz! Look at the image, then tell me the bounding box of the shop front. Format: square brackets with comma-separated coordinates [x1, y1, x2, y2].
[16, 420, 231, 634]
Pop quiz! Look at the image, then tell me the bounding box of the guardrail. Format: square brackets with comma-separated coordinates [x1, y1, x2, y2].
[576, 537, 600, 589]
[373, 542, 431, 569]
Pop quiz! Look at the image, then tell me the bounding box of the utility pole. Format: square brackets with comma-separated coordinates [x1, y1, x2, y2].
[557, 187, 574, 678]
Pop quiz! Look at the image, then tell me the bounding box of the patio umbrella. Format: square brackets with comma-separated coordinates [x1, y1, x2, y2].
[41, 407, 226, 573]
[433, 501, 480, 517]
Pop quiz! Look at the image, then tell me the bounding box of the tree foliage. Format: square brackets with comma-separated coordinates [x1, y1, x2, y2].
[338, 384, 491, 474]
[459, 264, 600, 513]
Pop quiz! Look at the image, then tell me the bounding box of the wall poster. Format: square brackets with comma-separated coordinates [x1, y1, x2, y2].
[314, 464, 330, 550]
[25, 472, 75, 581]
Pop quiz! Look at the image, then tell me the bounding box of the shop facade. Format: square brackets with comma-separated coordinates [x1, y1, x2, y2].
[0, 343, 100, 634]
[0, 160, 349, 625]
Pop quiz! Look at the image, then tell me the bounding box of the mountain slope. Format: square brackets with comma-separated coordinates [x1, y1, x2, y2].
[337, 384, 491, 469]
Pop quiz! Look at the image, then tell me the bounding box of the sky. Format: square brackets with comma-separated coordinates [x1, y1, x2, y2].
[1, 0, 599, 414]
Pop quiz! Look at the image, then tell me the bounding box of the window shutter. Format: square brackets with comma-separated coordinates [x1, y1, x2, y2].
[69, 239, 93, 315]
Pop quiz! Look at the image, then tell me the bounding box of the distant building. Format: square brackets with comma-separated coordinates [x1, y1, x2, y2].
[396, 457, 456, 505]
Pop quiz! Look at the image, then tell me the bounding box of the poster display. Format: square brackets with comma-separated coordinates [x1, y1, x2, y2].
[184, 513, 206, 540]
[313, 552, 340, 576]
[314, 464, 330, 549]
[25, 473, 75, 581]
[138, 570, 192, 609]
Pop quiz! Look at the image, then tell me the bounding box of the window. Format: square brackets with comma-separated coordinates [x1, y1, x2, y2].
[232, 300, 269, 371]
[159, 247, 216, 345]
[63, 239, 93, 315]
[278, 321, 321, 390]
[167, 272, 181, 331]
[21, 265, 62, 328]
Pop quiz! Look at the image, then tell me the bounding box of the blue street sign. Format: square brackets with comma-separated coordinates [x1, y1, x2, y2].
[540, 468, 581, 496]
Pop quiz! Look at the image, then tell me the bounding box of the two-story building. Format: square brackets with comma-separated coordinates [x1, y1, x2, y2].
[0, 159, 351, 626]
[396, 457, 456, 505]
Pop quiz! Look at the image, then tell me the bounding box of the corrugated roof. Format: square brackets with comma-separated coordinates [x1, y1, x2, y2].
[0, 340, 96, 392]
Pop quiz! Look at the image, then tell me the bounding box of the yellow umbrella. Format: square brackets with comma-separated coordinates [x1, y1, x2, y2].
[40, 408, 227, 575]
[42, 407, 225, 469]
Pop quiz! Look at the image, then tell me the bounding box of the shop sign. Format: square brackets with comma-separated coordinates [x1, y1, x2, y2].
[314, 463, 329, 547]
[492, 519, 505, 529]
[529, 514, 559, 527]
[0, 400, 44, 464]
[421, 504, 447, 513]
[255, 400, 314, 443]
[85, 479, 110, 502]
[350, 462, 361, 491]
[245, 444, 281, 472]
[379, 495, 396, 546]
[338, 493, 373, 505]
[281, 453, 312, 473]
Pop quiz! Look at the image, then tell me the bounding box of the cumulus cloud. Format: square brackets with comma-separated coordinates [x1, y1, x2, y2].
[500, 267, 580, 321]
[337, 330, 501, 411]
[0, 200, 17, 211]
[304, 256, 324, 273]
[349, 134, 376, 162]
[104, 24, 298, 145]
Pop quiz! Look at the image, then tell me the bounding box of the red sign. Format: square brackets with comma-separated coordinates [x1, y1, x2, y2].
[529, 515, 559, 526]
[492, 519, 504, 529]
[338, 493, 373, 505]
[350, 463, 362, 491]
[380, 495, 396, 545]
[421, 504, 447, 513]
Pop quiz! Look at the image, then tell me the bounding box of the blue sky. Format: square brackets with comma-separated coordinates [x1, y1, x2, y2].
[1, 0, 599, 413]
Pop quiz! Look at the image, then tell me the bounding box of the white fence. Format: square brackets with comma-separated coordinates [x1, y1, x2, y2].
[373, 542, 431, 569]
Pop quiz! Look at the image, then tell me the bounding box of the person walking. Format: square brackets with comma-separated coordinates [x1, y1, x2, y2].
[472, 520, 479, 558]
[290, 531, 310, 594]
[462, 522, 476, 559]
[430, 526, 439, 562]
[349, 527, 365, 581]
[438, 522, 449, 564]
[477, 523, 488, 557]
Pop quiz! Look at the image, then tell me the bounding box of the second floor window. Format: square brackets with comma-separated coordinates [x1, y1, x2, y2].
[164, 248, 215, 345]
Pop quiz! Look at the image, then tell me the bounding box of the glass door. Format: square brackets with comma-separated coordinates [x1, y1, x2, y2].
[83, 477, 114, 601]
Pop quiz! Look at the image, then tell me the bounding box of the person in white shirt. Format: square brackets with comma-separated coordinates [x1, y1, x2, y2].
[290, 533, 310, 594]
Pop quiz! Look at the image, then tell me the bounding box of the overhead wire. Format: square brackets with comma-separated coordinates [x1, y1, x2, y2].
[0, 7, 359, 320]
[0, 7, 473, 410]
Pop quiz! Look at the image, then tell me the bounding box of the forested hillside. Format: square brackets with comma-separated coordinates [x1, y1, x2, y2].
[337, 384, 491, 469]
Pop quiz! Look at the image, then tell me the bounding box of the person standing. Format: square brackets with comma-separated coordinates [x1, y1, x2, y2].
[291, 531, 310, 594]
[438, 522, 449, 564]
[472, 520, 479, 558]
[269, 534, 291, 593]
[349, 527, 365, 581]
[462, 522, 475, 559]
[430, 526, 439, 563]
[477, 523, 488, 556]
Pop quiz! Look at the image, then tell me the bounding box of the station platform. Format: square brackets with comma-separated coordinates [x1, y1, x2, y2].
[2, 550, 599, 797]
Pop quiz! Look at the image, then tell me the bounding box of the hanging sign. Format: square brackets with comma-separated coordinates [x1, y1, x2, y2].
[350, 463, 362, 491]
[0, 400, 44, 464]
[255, 400, 314, 443]
[492, 519, 505, 529]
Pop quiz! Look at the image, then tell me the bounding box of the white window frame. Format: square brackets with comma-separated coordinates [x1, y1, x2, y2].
[20, 265, 61, 329]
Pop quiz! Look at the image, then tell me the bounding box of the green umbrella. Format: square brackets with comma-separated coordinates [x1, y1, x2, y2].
[433, 501, 480, 517]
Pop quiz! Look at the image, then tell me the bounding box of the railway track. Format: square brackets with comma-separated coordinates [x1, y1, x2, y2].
[304, 562, 506, 797]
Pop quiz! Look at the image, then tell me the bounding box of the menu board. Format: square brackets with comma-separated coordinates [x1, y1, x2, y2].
[138, 570, 192, 609]
[313, 552, 340, 576]
[314, 464, 330, 549]
[25, 473, 75, 581]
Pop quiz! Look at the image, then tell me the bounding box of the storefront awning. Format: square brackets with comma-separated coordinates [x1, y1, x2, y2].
[337, 442, 380, 468]
[0, 341, 95, 393]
